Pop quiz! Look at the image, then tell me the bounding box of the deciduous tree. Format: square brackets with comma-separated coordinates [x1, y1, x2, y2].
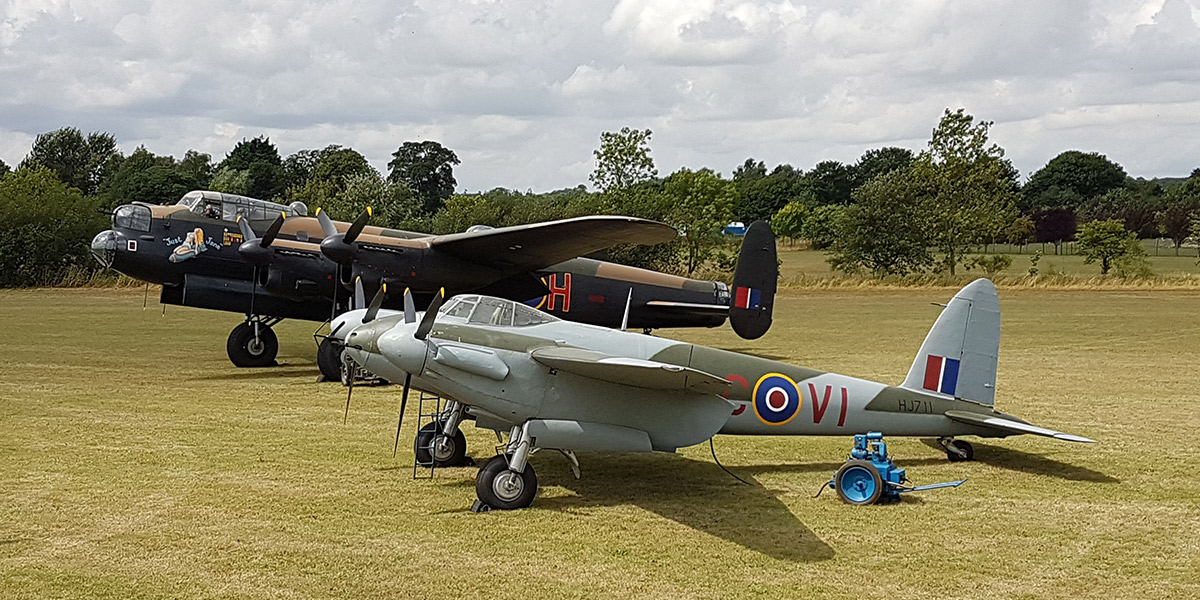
[20, 127, 120, 196]
[828, 169, 930, 277]
[916, 109, 1017, 274]
[1076, 219, 1141, 275]
[216, 136, 285, 200]
[589, 127, 657, 193]
[387, 141, 460, 214]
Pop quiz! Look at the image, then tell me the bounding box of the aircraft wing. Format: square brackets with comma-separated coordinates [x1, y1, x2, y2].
[428, 216, 676, 274]
[944, 410, 1095, 443]
[530, 346, 730, 395]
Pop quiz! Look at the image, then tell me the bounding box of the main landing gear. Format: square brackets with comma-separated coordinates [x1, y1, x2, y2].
[226, 317, 281, 367]
[415, 401, 469, 468]
[316, 336, 343, 382]
[474, 423, 538, 511]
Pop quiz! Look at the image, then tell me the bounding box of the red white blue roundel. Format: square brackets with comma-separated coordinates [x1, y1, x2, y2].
[753, 373, 802, 425]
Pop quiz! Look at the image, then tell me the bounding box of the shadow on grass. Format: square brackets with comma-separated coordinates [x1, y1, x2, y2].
[535, 453, 835, 563]
[973, 444, 1120, 483]
[187, 365, 318, 381]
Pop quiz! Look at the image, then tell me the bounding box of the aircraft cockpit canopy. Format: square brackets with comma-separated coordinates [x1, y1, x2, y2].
[439, 295, 559, 327]
[176, 190, 308, 223]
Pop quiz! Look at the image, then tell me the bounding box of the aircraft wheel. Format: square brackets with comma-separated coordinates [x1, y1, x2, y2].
[834, 460, 883, 505]
[475, 455, 537, 510]
[316, 337, 343, 381]
[415, 422, 467, 467]
[227, 323, 278, 367]
[946, 440, 975, 462]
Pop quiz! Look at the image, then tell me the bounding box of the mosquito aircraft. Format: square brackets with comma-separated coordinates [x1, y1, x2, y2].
[91, 191, 777, 379]
[337, 278, 1093, 510]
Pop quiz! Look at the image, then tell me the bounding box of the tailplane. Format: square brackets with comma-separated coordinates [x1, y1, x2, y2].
[901, 279, 1000, 405]
[728, 220, 777, 340]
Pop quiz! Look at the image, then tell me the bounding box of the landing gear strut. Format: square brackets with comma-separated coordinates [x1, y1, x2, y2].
[415, 401, 469, 467]
[473, 422, 538, 511]
[226, 317, 281, 367]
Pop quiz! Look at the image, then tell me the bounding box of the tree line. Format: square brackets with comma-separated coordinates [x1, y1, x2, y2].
[2, 110, 1199, 287]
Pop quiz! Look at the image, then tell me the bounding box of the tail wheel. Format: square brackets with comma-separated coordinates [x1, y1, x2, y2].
[834, 460, 884, 505]
[227, 322, 278, 367]
[947, 440, 975, 462]
[475, 455, 537, 510]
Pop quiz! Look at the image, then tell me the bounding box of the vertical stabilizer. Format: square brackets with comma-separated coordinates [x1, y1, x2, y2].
[901, 279, 1000, 405]
[729, 221, 777, 340]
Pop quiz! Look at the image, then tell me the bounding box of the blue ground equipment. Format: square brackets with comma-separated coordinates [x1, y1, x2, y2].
[826, 432, 966, 505]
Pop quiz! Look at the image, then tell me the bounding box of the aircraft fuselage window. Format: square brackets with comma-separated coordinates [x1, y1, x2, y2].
[444, 299, 477, 319]
[468, 297, 514, 326]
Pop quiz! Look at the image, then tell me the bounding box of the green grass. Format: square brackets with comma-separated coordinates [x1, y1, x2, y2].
[777, 242, 1200, 284]
[2, 288, 1198, 599]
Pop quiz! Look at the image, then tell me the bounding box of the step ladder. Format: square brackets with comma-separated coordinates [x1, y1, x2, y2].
[412, 390, 446, 480]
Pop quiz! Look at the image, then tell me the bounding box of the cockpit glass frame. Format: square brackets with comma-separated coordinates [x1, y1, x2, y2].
[440, 295, 558, 327]
[113, 204, 151, 232]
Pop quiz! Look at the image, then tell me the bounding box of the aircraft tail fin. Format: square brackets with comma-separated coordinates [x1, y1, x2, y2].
[901, 279, 1000, 405]
[728, 220, 777, 340]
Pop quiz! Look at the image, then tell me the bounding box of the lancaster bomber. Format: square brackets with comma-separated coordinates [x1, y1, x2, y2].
[337, 278, 1093, 510]
[91, 191, 777, 380]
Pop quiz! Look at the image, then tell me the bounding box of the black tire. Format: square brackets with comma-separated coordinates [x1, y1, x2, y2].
[316, 337, 343, 382]
[227, 322, 278, 367]
[414, 422, 467, 467]
[834, 459, 884, 505]
[475, 455, 537, 510]
[947, 440, 975, 462]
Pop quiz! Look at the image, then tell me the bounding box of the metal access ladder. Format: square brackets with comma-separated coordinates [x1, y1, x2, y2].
[412, 390, 446, 480]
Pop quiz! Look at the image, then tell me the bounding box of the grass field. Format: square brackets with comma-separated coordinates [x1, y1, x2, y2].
[2, 287, 1198, 599]
[776, 241, 1200, 282]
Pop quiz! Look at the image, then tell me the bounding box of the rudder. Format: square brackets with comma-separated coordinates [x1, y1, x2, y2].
[901, 278, 1000, 405]
[729, 220, 777, 340]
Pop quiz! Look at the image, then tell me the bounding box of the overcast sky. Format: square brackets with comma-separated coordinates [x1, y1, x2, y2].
[2, 0, 1198, 192]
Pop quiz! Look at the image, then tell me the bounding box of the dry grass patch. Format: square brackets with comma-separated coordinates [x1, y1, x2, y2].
[2, 287, 1198, 599]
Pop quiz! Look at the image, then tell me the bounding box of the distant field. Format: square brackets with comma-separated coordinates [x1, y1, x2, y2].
[2, 287, 1198, 599]
[778, 239, 1200, 282]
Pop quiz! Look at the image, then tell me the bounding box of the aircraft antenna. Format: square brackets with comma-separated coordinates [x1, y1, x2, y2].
[708, 438, 752, 486]
[619, 288, 633, 330]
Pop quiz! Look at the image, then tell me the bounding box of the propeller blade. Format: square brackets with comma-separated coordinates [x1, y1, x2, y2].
[260, 211, 286, 247]
[393, 373, 412, 458]
[414, 288, 445, 341]
[343, 370, 354, 425]
[363, 283, 387, 324]
[344, 207, 372, 244]
[403, 288, 417, 324]
[235, 215, 257, 242]
[315, 207, 339, 238]
[354, 277, 366, 311]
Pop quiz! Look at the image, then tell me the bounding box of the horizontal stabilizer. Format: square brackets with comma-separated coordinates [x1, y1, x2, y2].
[944, 410, 1095, 443]
[644, 300, 729, 316]
[530, 346, 730, 394]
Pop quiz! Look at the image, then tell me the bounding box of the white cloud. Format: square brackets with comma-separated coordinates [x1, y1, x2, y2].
[2, 0, 1200, 188]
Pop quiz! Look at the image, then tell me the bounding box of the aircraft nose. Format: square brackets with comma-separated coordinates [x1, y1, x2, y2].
[345, 322, 383, 356]
[90, 230, 120, 268]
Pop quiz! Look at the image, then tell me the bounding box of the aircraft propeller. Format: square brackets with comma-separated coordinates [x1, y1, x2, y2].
[317, 206, 372, 266]
[344, 282, 388, 423]
[392, 287, 444, 456]
[235, 212, 286, 315]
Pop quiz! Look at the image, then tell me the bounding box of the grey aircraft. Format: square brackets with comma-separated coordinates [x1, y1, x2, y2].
[337, 278, 1094, 510]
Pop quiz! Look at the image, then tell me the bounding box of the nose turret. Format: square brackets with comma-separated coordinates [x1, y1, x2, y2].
[90, 230, 123, 268]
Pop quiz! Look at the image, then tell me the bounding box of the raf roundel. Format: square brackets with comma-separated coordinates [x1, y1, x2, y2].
[752, 373, 802, 426]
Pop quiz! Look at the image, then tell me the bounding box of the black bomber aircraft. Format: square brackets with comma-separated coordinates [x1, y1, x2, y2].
[90, 191, 777, 380]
